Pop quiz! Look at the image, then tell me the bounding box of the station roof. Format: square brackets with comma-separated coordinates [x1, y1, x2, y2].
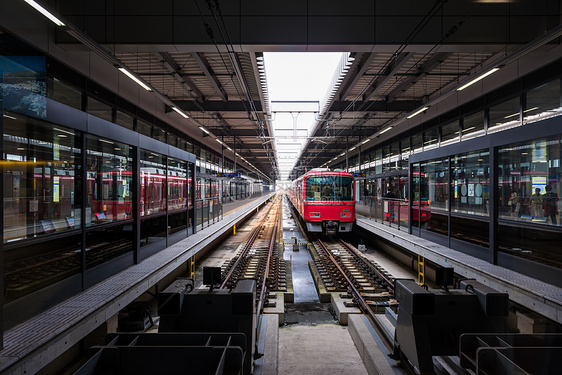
[45, 0, 562, 181]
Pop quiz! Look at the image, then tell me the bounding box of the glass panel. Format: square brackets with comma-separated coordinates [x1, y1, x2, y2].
[140, 150, 166, 216]
[115, 110, 134, 130]
[153, 125, 166, 143]
[87, 96, 113, 123]
[168, 157, 187, 211]
[420, 158, 448, 235]
[441, 120, 459, 146]
[137, 118, 152, 137]
[168, 132, 178, 148]
[499, 137, 560, 224]
[411, 132, 423, 154]
[461, 111, 485, 140]
[4, 234, 82, 303]
[169, 211, 187, 235]
[304, 174, 354, 202]
[1, 55, 47, 118]
[49, 77, 82, 110]
[423, 125, 439, 150]
[450, 150, 490, 248]
[488, 97, 520, 133]
[524, 79, 562, 124]
[451, 150, 490, 216]
[498, 136, 562, 269]
[86, 137, 133, 225]
[85, 223, 133, 269]
[3, 114, 82, 242]
[140, 216, 166, 248]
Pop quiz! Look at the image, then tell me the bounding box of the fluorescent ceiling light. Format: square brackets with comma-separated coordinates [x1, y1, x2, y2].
[349, 146, 356, 151]
[361, 139, 371, 145]
[215, 139, 225, 145]
[379, 127, 393, 135]
[118, 67, 152, 91]
[407, 106, 429, 119]
[3, 114, 17, 120]
[199, 126, 211, 135]
[171, 106, 189, 118]
[24, 0, 65, 26]
[457, 67, 500, 91]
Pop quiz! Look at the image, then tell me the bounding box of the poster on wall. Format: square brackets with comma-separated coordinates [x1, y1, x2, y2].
[0, 56, 47, 118]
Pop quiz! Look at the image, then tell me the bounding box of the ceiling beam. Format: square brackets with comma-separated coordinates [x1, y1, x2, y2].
[154, 52, 205, 103]
[175, 100, 263, 112]
[338, 53, 378, 101]
[386, 52, 452, 102]
[328, 99, 421, 112]
[192, 52, 229, 102]
[357, 52, 414, 110]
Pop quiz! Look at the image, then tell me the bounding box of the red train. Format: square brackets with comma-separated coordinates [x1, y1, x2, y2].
[288, 169, 355, 235]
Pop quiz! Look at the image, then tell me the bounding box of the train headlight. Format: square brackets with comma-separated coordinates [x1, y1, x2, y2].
[310, 212, 320, 218]
[340, 212, 351, 218]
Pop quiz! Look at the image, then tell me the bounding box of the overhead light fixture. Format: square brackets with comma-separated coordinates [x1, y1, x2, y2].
[349, 146, 356, 151]
[199, 126, 211, 135]
[361, 138, 371, 145]
[379, 127, 393, 135]
[3, 114, 17, 120]
[407, 107, 429, 119]
[24, 0, 65, 26]
[226, 147, 233, 151]
[457, 67, 500, 91]
[118, 67, 152, 91]
[215, 139, 225, 146]
[171, 106, 189, 118]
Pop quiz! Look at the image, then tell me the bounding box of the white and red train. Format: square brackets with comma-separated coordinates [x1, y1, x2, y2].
[287, 169, 355, 235]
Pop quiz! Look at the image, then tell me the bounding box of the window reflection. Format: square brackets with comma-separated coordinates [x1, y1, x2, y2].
[168, 157, 187, 211]
[524, 79, 562, 124]
[140, 150, 166, 216]
[498, 138, 560, 224]
[451, 151, 490, 216]
[461, 111, 485, 140]
[3, 114, 81, 242]
[87, 96, 113, 123]
[420, 158, 448, 235]
[488, 97, 520, 133]
[86, 137, 132, 225]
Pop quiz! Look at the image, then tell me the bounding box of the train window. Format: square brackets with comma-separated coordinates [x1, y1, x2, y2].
[3, 114, 82, 242]
[141, 150, 166, 217]
[305, 175, 354, 202]
[86, 136, 132, 226]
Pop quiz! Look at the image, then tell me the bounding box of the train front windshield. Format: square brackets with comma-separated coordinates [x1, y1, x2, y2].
[305, 175, 354, 202]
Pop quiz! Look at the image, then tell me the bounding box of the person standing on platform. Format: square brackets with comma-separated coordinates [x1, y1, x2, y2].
[543, 185, 559, 224]
[531, 188, 543, 218]
[384, 187, 395, 199]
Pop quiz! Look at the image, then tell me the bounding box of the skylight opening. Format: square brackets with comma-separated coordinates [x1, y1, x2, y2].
[264, 52, 345, 183]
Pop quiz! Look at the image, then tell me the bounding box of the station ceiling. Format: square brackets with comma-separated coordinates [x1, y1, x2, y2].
[51, 0, 561, 181]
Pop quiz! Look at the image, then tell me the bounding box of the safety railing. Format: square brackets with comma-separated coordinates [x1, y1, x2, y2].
[360, 197, 409, 232]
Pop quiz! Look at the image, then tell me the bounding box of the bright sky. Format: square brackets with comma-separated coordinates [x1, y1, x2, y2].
[263, 52, 344, 185]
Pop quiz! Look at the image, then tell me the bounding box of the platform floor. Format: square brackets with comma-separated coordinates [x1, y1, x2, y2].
[354, 201, 562, 325]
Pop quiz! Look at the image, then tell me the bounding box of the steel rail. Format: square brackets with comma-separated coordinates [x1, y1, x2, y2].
[337, 239, 395, 293]
[219, 198, 276, 289]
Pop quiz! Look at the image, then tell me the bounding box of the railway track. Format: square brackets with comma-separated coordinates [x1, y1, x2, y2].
[220, 196, 286, 316]
[308, 235, 398, 347]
